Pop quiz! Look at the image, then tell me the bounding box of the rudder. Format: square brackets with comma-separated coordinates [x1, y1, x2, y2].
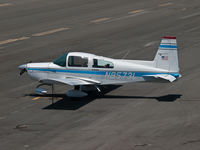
[153, 36, 179, 72]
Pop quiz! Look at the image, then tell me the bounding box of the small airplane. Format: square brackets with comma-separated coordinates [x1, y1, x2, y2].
[18, 36, 181, 97]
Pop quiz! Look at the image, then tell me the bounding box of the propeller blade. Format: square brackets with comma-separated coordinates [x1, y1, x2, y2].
[20, 68, 27, 76]
[18, 64, 28, 76]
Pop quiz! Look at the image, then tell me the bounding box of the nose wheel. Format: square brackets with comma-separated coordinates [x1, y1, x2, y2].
[35, 83, 55, 104]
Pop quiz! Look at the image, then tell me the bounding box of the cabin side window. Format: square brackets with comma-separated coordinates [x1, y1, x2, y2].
[68, 56, 88, 67]
[93, 59, 114, 68]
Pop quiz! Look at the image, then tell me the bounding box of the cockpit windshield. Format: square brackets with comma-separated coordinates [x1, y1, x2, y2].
[53, 53, 68, 67]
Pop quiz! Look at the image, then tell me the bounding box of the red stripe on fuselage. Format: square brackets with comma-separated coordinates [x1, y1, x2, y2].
[162, 36, 176, 39]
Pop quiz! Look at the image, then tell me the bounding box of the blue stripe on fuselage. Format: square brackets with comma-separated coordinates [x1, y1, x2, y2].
[159, 45, 177, 48]
[27, 68, 180, 78]
[28, 68, 106, 75]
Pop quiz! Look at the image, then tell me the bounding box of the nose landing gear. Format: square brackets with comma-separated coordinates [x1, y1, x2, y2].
[35, 83, 55, 104]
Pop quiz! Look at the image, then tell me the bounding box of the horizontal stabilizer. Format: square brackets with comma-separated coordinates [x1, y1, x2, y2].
[144, 74, 177, 82]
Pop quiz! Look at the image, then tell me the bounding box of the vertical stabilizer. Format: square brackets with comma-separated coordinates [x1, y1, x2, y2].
[153, 36, 179, 72]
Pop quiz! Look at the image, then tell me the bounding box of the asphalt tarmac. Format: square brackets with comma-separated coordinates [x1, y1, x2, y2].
[0, 0, 200, 149]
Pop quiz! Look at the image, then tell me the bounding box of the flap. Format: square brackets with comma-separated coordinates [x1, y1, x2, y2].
[144, 74, 176, 82]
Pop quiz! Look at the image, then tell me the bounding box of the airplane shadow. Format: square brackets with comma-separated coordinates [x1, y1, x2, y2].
[29, 85, 122, 110]
[101, 94, 182, 102]
[27, 85, 182, 110]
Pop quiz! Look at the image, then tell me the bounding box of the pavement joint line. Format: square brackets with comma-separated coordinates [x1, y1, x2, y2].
[0, 116, 6, 120]
[0, 36, 30, 45]
[159, 2, 173, 7]
[186, 26, 200, 32]
[11, 110, 19, 114]
[110, 50, 127, 57]
[32, 97, 40, 100]
[144, 41, 157, 47]
[180, 12, 200, 19]
[122, 50, 130, 59]
[0, 46, 5, 49]
[90, 17, 110, 23]
[104, 11, 147, 23]
[128, 9, 144, 14]
[0, 3, 12, 7]
[32, 27, 69, 37]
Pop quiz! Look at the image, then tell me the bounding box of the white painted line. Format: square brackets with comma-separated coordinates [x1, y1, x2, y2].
[181, 12, 200, 19]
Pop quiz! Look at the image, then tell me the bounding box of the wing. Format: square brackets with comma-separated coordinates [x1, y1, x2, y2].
[143, 74, 176, 82]
[41, 76, 101, 86]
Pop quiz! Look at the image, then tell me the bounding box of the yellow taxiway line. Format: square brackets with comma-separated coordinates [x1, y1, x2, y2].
[0, 36, 30, 45]
[128, 9, 145, 14]
[159, 2, 173, 7]
[32, 97, 41, 100]
[0, 3, 12, 7]
[32, 27, 69, 37]
[90, 17, 110, 23]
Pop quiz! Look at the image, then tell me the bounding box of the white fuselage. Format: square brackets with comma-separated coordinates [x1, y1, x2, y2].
[18, 36, 182, 96]
[26, 59, 174, 85]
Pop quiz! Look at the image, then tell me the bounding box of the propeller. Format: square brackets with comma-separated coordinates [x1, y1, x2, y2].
[20, 68, 27, 75]
[18, 61, 32, 76]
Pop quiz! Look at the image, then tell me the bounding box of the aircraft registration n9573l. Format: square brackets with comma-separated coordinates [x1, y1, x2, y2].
[18, 36, 181, 98]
